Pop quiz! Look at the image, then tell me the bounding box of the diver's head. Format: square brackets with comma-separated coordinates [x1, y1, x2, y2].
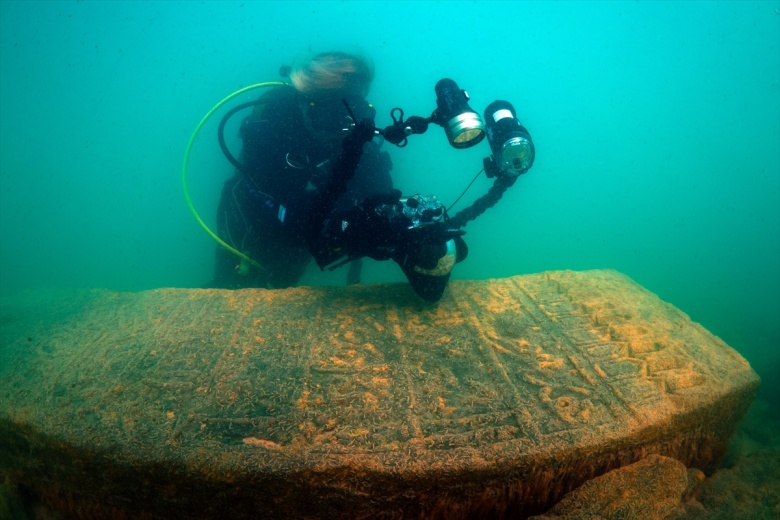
[289, 51, 374, 98]
[289, 51, 376, 137]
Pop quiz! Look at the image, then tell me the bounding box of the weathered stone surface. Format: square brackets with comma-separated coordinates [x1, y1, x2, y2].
[0, 270, 760, 519]
[528, 454, 704, 519]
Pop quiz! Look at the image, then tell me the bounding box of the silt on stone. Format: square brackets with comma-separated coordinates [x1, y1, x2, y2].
[0, 269, 760, 518]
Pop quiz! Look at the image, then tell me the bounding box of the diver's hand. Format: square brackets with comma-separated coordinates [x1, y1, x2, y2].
[333, 118, 376, 186]
[343, 118, 376, 151]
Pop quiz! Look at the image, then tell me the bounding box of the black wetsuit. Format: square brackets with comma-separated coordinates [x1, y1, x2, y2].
[211, 86, 393, 289]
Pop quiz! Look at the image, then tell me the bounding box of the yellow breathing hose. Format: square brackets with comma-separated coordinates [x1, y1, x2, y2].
[181, 81, 288, 269]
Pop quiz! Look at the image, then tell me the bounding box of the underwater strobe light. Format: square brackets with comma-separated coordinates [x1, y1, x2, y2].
[432, 78, 485, 149]
[483, 100, 535, 177]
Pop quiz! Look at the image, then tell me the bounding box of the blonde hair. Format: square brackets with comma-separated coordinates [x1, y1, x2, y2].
[289, 52, 374, 97]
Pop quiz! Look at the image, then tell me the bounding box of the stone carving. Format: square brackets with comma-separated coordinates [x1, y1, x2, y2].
[0, 270, 759, 518]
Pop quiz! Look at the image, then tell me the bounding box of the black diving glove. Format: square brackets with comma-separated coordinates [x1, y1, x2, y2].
[312, 192, 468, 302]
[332, 118, 376, 186]
[312, 190, 405, 268]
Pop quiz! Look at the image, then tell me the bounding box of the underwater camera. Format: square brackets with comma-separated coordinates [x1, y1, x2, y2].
[400, 194, 445, 229]
[483, 100, 535, 178]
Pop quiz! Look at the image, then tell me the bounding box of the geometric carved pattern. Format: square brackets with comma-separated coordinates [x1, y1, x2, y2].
[0, 270, 759, 519]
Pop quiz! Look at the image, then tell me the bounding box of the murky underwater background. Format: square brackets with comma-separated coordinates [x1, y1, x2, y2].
[1, 0, 778, 403]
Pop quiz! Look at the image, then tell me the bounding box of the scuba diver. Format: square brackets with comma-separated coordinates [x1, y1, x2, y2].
[205, 51, 535, 302]
[210, 52, 391, 291]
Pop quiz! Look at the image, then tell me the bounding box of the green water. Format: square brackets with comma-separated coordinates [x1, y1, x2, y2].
[1, 1, 778, 395]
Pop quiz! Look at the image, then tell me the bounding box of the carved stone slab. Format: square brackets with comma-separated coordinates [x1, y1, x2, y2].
[0, 270, 759, 518]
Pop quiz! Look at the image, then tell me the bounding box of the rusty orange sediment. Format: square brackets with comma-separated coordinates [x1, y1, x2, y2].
[0, 269, 759, 519]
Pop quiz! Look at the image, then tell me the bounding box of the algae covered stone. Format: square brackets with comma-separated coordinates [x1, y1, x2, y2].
[0, 270, 759, 518]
